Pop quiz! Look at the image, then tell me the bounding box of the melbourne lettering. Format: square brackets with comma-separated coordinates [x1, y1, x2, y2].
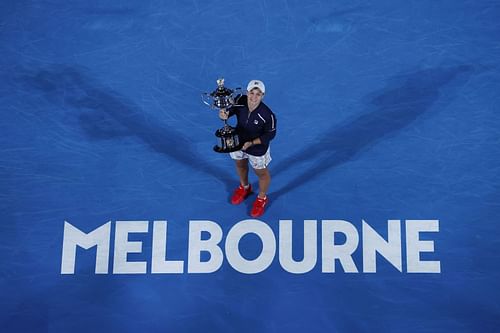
[61, 219, 440, 275]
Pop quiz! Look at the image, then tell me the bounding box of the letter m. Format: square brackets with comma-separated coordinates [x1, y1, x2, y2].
[61, 221, 111, 274]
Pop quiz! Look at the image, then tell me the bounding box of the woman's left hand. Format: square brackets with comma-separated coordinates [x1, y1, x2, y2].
[242, 141, 253, 151]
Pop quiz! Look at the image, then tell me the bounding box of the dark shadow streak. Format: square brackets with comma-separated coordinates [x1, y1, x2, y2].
[18, 66, 235, 192]
[271, 65, 475, 200]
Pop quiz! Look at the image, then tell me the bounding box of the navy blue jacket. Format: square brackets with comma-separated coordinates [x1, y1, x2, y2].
[228, 95, 277, 156]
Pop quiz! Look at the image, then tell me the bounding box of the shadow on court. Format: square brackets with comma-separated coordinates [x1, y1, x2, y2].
[270, 65, 474, 200]
[17, 65, 235, 193]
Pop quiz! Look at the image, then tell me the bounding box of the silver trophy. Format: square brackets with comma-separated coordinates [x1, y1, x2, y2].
[202, 78, 243, 153]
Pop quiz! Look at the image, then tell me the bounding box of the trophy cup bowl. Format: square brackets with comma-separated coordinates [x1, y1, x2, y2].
[202, 78, 243, 153]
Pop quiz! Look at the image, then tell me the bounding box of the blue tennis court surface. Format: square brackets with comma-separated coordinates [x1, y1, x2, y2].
[1, 1, 500, 332]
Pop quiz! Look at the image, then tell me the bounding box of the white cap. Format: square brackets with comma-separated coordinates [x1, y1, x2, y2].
[247, 80, 265, 94]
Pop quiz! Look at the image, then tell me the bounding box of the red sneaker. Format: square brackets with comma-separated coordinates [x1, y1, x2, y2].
[251, 196, 268, 217]
[231, 184, 252, 205]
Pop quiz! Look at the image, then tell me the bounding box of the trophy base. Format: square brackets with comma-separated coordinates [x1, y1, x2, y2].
[214, 127, 241, 153]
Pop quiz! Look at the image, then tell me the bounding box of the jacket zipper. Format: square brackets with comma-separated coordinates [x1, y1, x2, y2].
[246, 110, 252, 126]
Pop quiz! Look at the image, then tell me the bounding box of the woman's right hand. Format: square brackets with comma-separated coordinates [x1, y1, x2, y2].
[219, 108, 229, 120]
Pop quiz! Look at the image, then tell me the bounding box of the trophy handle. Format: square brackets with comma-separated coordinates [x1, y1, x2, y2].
[201, 93, 212, 107]
[233, 87, 242, 96]
[232, 87, 245, 106]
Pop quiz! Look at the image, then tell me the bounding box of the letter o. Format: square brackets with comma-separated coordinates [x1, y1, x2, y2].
[225, 219, 276, 274]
